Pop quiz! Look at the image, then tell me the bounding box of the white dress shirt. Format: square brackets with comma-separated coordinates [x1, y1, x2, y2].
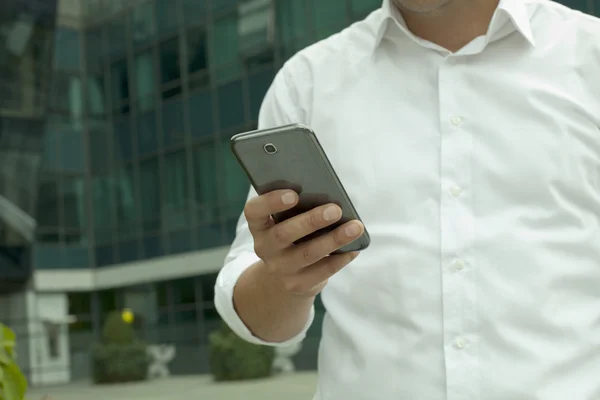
[215, 0, 600, 399]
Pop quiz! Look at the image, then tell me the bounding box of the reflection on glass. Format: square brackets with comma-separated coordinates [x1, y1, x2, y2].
[186, 28, 208, 87]
[188, 90, 213, 139]
[134, 51, 155, 112]
[137, 111, 158, 155]
[91, 174, 114, 244]
[85, 28, 104, 70]
[113, 166, 137, 239]
[36, 178, 59, 229]
[163, 151, 190, 232]
[87, 75, 106, 117]
[159, 38, 181, 99]
[107, 16, 127, 57]
[60, 177, 86, 231]
[182, 0, 208, 25]
[157, 0, 180, 35]
[54, 28, 81, 71]
[162, 99, 185, 147]
[312, 0, 348, 40]
[217, 80, 245, 131]
[132, 2, 156, 44]
[350, 0, 383, 18]
[276, 0, 310, 58]
[111, 60, 129, 113]
[192, 144, 218, 222]
[210, 15, 242, 83]
[139, 158, 161, 231]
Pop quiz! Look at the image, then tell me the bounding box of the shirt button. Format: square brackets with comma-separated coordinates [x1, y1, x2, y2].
[453, 259, 465, 270]
[455, 338, 467, 349]
[450, 185, 462, 197]
[450, 116, 463, 126]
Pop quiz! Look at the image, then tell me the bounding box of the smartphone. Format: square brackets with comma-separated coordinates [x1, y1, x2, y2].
[230, 123, 370, 253]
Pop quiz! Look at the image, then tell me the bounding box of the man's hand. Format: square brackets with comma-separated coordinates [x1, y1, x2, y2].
[244, 189, 365, 297]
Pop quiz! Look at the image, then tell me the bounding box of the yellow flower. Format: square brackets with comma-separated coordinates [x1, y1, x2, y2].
[121, 309, 134, 324]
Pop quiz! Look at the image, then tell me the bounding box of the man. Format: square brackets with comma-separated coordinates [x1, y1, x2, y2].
[215, 0, 600, 398]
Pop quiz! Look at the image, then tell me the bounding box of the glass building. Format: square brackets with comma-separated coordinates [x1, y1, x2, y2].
[1, 0, 597, 387]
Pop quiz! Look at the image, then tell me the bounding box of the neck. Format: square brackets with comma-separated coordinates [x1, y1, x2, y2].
[394, 0, 500, 52]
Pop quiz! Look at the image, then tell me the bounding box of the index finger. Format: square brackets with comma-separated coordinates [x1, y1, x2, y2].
[244, 190, 298, 232]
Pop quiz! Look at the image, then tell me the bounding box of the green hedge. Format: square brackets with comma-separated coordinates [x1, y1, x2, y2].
[209, 322, 275, 381]
[92, 311, 149, 384]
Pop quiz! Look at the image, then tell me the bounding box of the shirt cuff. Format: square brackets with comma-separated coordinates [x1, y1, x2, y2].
[214, 252, 315, 347]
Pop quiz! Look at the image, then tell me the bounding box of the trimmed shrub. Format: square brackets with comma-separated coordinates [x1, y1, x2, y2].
[209, 322, 275, 381]
[92, 311, 149, 384]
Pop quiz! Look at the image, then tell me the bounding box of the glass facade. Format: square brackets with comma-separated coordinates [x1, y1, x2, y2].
[33, 0, 386, 270]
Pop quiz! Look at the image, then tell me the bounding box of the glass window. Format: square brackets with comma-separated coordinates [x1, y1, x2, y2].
[134, 51, 155, 112]
[192, 144, 218, 222]
[172, 278, 196, 306]
[137, 111, 159, 155]
[33, 245, 63, 267]
[182, 0, 208, 26]
[350, 0, 382, 19]
[311, 0, 348, 40]
[198, 222, 224, 249]
[110, 60, 130, 113]
[162, 98, 185, 148]
[142, 234, 164, 259]
[99, 289, 119, 317]
[131, 1, 156, 44]
[88, 123, 111, 172]
[220, 136, 249, 218]
[87, 75, 106, 117]
[218, 79, 245, 131]
[186, 28, 208, 75]
[139, 157, 161, 232]
[85, 28, 104, 70]
[36, 178, 59, 228]
[189, 90, 213, 139]
[238, 0, 273, 54]
[63, 244, 90, 268]
[157, 0, 180, 35]
[163, 151, 190, 232]
[96, 244, 115, 267]
[92, 174, 114, 244]
[210, 15, 242, 83]
[159, 38, 182, 99]
[247, 67, 275, 121]
[54, 28, 81, 71]
[276, 0, 311, 58]
[113, 115, 133, 162]
[60, 177, 87, 230]
[211, 0, 238, 13]
[113, 166, 137, 239]
[117, 239, 140, 264]
[107, 16, 127, 58]
[169, 229, 193, 254]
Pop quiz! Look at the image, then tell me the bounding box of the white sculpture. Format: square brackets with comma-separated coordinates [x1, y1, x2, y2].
[147, 344, 176, 379]
[272, 342, 302, 374]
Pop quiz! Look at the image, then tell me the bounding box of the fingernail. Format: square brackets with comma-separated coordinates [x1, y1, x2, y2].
[323, 205, 341, 221]
[281, 192, 296, 205]
[345, 223, 361, 237]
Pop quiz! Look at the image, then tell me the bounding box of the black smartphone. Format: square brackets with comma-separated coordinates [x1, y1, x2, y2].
[230, 123, 370, 253]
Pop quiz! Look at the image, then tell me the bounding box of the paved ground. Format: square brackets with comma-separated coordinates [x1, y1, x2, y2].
[28, 372, 318, 400]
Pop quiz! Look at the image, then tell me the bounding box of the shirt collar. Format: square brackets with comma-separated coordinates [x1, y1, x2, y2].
[373, 0, 536, 51]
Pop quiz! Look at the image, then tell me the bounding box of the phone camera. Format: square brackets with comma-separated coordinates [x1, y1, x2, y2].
[264, 143, 278, 154]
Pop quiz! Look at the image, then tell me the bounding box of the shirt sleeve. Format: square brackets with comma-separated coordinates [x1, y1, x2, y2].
[213, 65, 316, 347]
